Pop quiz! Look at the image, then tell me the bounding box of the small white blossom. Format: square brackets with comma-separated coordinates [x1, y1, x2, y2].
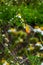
[35, 42, 42, 47]
[2, 34, 5, 37]
[16, 14, 21, 18]
[11, 61, 14, 63]
[5, 43, 8, 47]
[41, 62, 43, 65]
[8, 50, 11, 53]
[40, 46, 43, 50]
[3, 61, 7, 65]
[33, 28, 41, 33]
[5, 38, 9, 42]
[8, 28, 16, 33]
[41, 31, 43, 35]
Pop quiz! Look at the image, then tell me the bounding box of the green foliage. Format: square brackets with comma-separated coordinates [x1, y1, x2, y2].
[28, 55, 41, 65]
[0, 0, 43, 65]
[0, 2, 43, 27]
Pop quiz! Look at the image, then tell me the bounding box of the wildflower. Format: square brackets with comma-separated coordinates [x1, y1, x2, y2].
[33, 28, 41, 33]
[21, 18, 24, 22]
[3, 61, 10, 65]
[8, 28, 16, 33]
[27, 46, 34, 51]
[35, 42, 42, 47]
[36, 52, 40, 57]
[41, 62, 43, 65]
[10, 61, 14, 63]
[19, 38, 23, 42]
[41, 31, 43, 35]
[8, 50, 11, 53]
[5, 43, 8, 47]
[2, 34, 5, 37]
[18, 56, 23, 59]
[16, 13, 21, 18]
[40, 46, 43, 50]
[2, 58, 10, 65]
[5, 38, 9, 43]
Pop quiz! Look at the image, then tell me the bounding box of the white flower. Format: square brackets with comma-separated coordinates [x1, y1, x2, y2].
[8, 28, 16, 33]
[35, 44, 42, 47]
[10, 61, 14, 63]
[35, 42, 42, 47]
[5, 38, 9, 42]
[16, 14, 21, 18]
[40, 46, 43, 50]
[41, 31, 43, 35]
[5, 43, 8, 47]
[8, 50, 11, 53]
[2, 34, 5, 37]
[41, 62, 43, 65]
[33, 28, 41, 33]
[3, 61, 9, 65]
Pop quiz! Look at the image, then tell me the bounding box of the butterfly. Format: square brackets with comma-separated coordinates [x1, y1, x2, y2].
[25, 24, 31, 34]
